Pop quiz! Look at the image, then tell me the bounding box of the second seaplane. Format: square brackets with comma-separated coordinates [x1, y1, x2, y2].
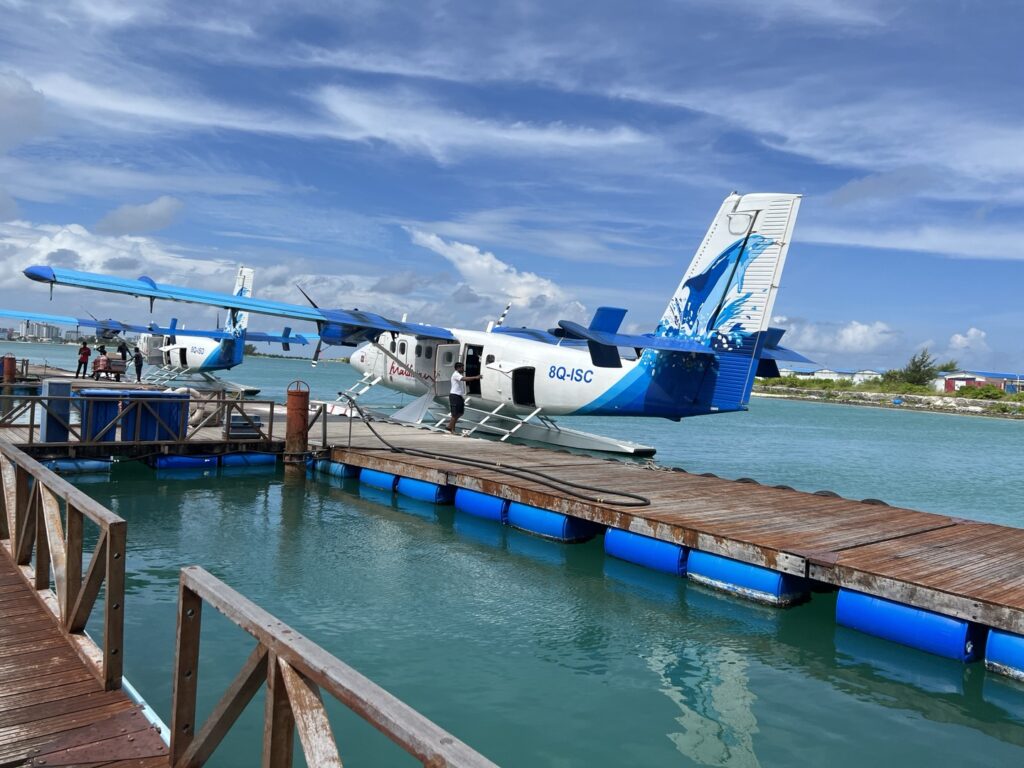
[24, 192, 811, 455]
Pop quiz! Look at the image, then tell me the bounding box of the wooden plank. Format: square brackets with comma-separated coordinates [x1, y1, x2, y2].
[0, 668, 96, 699]
[169, 581, 202, 764]
[0, 689, 128, 729]
[278, 658, 343, 768]
[176, 645, 268, 768]
[262, 652, 295, 768]
[0, 678, 99, 711]
[103, 520, 126, 690]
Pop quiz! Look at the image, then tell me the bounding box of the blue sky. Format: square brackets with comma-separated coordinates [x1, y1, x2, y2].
[0, 0, 1020, 370]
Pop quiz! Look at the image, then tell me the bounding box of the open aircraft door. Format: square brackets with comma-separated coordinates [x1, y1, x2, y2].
[434, 343, 460, 395]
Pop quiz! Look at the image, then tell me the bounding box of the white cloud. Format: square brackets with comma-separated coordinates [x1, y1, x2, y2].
[313, 85, 650, 162]
[773, 316, 898, 357]
[800, 222, 1024, 261]
[29, 73, 651, 164]
[0, 156, 287, 203]
[406, 227, 586, 325]
[402, 207, 672, 266]
[0, 71, 46, 152]
[942, 327, 991, 368]
[95, 195, 184, 235]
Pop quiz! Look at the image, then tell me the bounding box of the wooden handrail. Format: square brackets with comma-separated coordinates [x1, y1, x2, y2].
[0, 393, 279, 445]
[171, 566, 498, 768]
[0, 440, 125, 689]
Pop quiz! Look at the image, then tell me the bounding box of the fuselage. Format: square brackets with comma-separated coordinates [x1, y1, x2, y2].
[347, 328, 705, 418]
[140, 333, 242, 371]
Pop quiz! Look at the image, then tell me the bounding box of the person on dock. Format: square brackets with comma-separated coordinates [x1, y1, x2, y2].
[133, 347, 144, 382]
[75, 342, 91, 378]
[117, 340, 129, 362]
[447, 361, 482, 434]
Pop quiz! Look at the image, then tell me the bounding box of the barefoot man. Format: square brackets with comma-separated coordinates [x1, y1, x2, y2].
[447, 361, 482, 434]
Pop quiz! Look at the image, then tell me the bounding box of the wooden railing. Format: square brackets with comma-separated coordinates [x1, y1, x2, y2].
[0, 393, 277, 445]
[0, 440, 125, 689]
[171, 566, 498, 768]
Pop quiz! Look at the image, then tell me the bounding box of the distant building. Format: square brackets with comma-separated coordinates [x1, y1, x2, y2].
[934, 370, 1024, 394]
[17, 320, 62, 340]
[774, 366, 882, 385]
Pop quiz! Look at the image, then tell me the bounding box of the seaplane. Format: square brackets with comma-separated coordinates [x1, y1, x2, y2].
[6, 267, 309, 393]
[24, 192, 811, 455]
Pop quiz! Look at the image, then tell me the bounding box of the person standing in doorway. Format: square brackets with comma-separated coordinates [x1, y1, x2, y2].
[75, 342, 91, 378]
[132, 347, 144, 383]
[447, 361, 482, 434]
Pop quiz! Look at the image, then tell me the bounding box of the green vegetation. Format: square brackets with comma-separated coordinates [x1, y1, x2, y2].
[881, 348, 957, 387]
[758, 350, 1022, 406]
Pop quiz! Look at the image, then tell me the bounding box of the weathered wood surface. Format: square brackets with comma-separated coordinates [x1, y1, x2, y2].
[327, 419, 1024, 633]
[0, 546, 168, 767]
[176, 566, 497, 768]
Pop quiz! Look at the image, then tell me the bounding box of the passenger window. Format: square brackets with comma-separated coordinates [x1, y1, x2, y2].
[389, 340, 396, 352]
[485, 354, 495, 364]
[425, 347, 433, 359]
[415, 344, 422, 358]
[399, 341, 406, 355]
[443, 351, 453, 364]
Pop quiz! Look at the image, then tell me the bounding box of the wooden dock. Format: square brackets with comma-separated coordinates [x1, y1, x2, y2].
[324, 419, 1024, 635]
[0, 548, 168, 767]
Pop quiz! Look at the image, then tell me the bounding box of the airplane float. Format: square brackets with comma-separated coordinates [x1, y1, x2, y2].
[24, 192, 811, 455]
[6, 267, 309, 392]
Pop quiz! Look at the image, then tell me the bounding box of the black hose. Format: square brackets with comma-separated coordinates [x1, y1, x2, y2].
[337, 395, 651, 508]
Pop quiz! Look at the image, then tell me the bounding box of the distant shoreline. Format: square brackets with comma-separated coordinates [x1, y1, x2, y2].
[753, 386, 1024, 420]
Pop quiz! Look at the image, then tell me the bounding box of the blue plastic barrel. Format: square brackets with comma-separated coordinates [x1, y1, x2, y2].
[42, 458, 112, 474]
[605, 529, 687, 576]
[687, 550, 808, 606]
[836, 590, 983, 662]
[359, 469, 397, 492]
[507, 502, 602, 542]
[396, 477, 454, 504]
[120, 391, 188, 441]
[454, 489, 508, 522]
[985, 629, 1024, 680]
[221, 453, 277, 467]
[152, 455, 219, 470]
[313, 459, 360, 478]
[40, 380, 72, 443]
[77, 389, 123, 443]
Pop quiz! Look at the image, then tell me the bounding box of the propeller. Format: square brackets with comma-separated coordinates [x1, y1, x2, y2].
[296, 284, 324, 367]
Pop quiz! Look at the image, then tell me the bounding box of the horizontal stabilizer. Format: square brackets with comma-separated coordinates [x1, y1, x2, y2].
[759, 345, 815, 365]
[558, 319, 716, 368]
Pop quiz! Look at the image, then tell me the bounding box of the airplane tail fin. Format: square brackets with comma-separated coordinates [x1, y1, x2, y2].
[224, 267, 254, 333]
[660, 192, 801, 410]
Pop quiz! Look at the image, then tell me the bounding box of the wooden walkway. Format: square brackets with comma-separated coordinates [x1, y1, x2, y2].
[325, 419, 1024, 634]
[0, 547, 168, 767]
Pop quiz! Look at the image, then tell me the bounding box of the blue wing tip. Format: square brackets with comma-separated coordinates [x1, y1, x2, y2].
[24, 265, 55, 283]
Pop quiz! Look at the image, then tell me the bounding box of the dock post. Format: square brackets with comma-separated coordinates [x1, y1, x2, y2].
[2, 354, 15, 384]
[285, 380, 310, 467]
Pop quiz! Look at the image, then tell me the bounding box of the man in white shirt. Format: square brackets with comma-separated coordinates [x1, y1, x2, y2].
[448, 361, 482, 434]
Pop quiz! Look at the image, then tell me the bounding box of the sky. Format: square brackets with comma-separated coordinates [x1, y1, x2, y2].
[0, 0, 1021, 371]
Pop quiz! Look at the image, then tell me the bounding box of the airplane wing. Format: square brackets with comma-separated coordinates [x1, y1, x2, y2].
[24, 266, 455, 345]
[0, 308, 155, 336]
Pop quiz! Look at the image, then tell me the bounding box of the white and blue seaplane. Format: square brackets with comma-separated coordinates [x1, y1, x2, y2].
[7, 267, 308, 393]
[24, 192, 810, 455]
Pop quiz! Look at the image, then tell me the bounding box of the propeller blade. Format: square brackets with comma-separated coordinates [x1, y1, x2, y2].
[311, 338, 323, 368]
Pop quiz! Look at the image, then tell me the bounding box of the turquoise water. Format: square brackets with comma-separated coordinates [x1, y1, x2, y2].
[12, 340, 1024, 764]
